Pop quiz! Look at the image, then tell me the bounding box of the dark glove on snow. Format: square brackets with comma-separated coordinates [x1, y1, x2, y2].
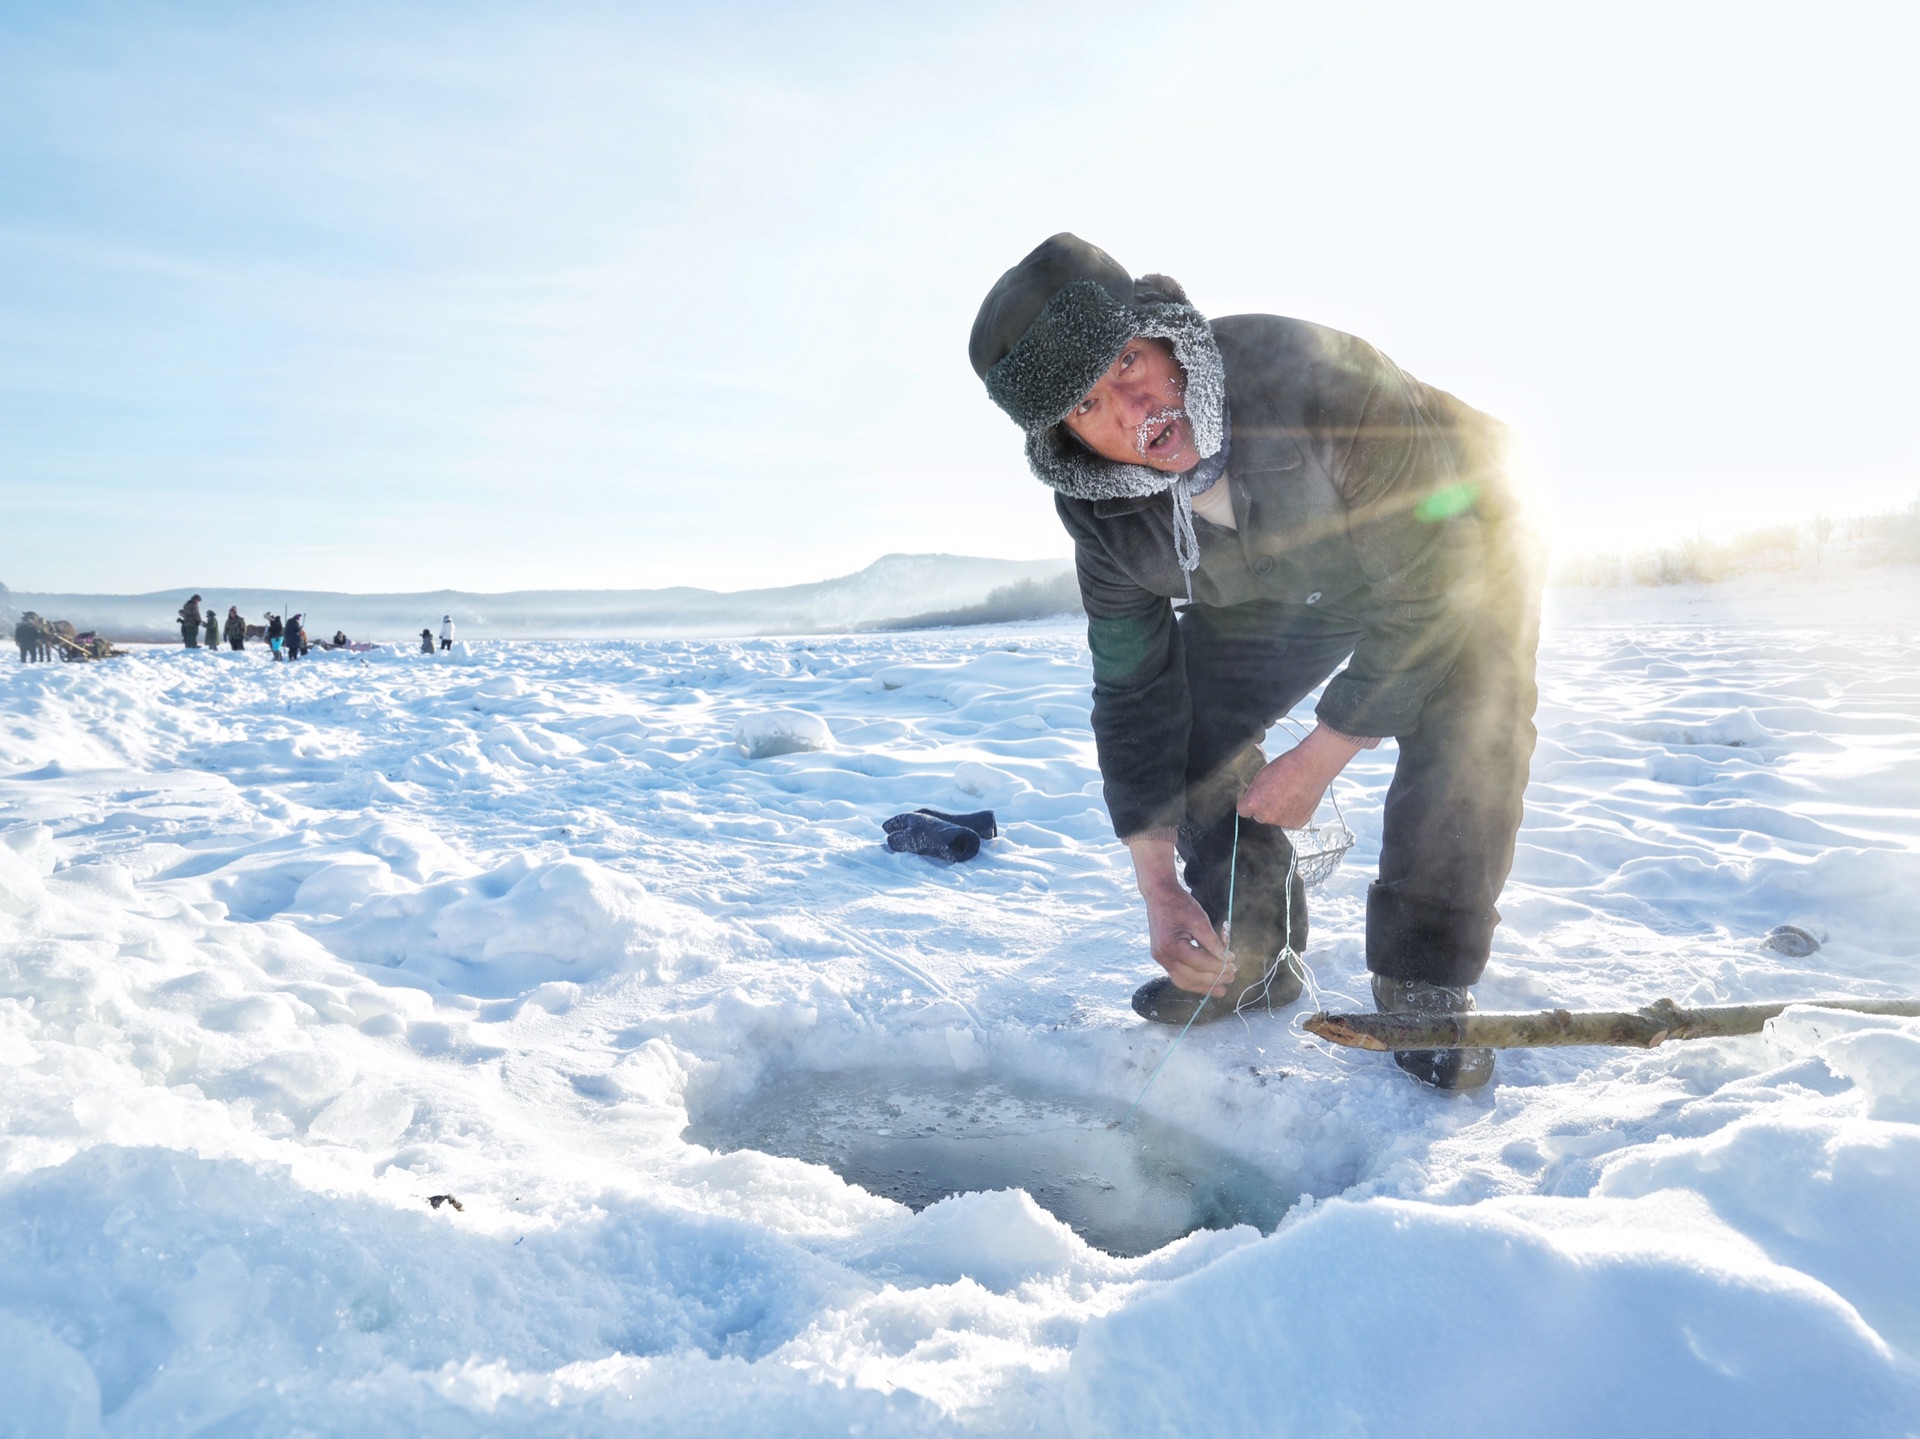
[883, 808, 997, 841]
[882, 812, 982, 862]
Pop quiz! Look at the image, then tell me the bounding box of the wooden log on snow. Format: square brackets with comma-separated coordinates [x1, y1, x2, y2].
[1304, 997, 1920, 1052]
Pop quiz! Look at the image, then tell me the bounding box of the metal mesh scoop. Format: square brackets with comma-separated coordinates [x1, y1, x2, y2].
[1283, 820, 1356, 889]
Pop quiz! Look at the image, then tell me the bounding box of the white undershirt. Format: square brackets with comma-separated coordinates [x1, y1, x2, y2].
[1189, 474, 1237, 530]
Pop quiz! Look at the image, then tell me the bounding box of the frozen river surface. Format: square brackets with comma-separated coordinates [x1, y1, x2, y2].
[1, 620, 1918, 1434]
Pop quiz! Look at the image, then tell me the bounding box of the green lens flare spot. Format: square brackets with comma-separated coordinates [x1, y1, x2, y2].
[1415, 482, 1479, 522]
[1087, 615, 1153, 679]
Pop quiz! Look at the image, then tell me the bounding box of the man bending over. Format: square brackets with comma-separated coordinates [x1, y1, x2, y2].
[969, 234, 1541, 1090]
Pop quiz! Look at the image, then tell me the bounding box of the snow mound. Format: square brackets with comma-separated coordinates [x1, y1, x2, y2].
[1635, 706, 1779, 750]
[0, 1146, 868, 1436]
[733, 710, 832, 758]
[318, 854, 730, 995]
[1067, 1191, 1920, 1437]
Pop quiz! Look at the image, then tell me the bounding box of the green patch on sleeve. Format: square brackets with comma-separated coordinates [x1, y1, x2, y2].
[1415, 481, 1480, 522]
[1086, 614, 1154, 681]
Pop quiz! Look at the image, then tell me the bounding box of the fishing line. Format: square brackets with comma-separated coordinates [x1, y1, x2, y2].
[1117, 812, 1241, 1124]
[1117, 726, 1377, 1121]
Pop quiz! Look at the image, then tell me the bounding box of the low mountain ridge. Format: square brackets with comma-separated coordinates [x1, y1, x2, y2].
[6, 554, 1075, 642]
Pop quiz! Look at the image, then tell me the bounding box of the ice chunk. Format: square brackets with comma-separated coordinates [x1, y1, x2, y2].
[0, 824, 54, 917]
[0, 1312, 100, 1439]
[308, 1086, 415, 1150]
[733, 709, 832, 758]
[1822, 1027, 1920, 1122]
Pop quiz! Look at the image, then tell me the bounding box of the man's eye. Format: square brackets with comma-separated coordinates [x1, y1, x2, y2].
[1118, 350, 1136, 369]
[1074, 398, 1094, 415]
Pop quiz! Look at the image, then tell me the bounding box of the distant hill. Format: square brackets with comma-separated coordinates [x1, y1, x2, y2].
[868, 571, 1084, 630]
[7, 554, 1075, 643]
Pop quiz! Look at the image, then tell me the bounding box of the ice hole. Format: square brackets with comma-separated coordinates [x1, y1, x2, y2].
[686, 1069, 1296, 1258]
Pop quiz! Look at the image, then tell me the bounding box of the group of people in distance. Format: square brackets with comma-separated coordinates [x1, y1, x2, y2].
[174, 594, 314, 660]
[168, 595, 448, 659]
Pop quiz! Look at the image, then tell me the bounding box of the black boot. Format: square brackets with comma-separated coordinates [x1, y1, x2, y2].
[881, 812, 981, 862]
[900, 808, 997, 840]
[1131, 813, 1309, 1026]
[1370, 975, 1495, 1091]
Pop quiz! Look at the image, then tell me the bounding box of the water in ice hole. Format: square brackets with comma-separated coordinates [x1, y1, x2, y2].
[686, 1070, 1296, 1258]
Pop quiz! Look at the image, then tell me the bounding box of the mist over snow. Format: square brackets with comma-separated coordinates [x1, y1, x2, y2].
[2, 586, 1918, 1434]
[6, 554, 1074, 644]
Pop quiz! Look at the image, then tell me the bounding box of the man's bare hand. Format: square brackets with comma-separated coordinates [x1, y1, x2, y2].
[1142, 880, 1234, 994]
[1125, 833, 1233, 994]
[1237, 725, 1365, 829]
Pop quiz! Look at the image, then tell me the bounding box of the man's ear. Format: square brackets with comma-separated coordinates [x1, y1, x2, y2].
[1134, 273, 1189, 305]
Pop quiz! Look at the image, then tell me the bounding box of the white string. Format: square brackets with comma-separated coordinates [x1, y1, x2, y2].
[1117, 812, 1240, 1124]
[1170, 475, 1200, 603]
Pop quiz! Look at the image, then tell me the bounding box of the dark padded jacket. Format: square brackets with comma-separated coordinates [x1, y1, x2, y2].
[1056, 314, 1525, 839]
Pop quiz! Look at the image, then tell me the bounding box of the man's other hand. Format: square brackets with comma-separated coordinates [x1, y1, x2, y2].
[1125, 834, 1234, 995]
[1144, 881, 1234, 994]
[1237, 726, 1366, 829]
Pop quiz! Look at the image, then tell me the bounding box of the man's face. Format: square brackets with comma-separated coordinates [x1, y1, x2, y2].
[1059, 337, 1196, 473]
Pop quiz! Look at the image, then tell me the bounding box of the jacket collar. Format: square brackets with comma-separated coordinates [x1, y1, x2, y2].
[1092, 493, 1159, 518]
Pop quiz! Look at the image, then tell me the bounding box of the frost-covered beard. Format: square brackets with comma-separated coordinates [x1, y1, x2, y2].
[1012, 299, 1227, 503]
[1135, 406, 1188, 462]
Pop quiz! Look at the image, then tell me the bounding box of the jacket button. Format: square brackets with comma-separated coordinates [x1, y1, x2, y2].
[1306, 591, 1322, 605]
[1254, 557, 1275, 578]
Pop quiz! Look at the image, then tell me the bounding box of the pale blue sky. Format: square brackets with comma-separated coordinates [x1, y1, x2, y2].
[3, 0, 1915, 593]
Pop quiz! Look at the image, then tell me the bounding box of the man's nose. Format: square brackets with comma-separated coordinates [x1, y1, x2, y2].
[1114, 376, 1160, 422]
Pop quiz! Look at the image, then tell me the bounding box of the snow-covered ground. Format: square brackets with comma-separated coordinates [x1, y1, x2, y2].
[2, 611, 1918, 1434]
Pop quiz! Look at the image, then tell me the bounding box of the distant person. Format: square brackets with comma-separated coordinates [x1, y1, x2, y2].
[420, 627, 434, 655]
[331, 629, 348, 648]
[440, 614, 455, 651]
[204, 609, 220, 650]
[224, 606, 246, 651]
[285, 613, 308, 661]
[178, 595, 203, 649]
[266, 613, 285, 660]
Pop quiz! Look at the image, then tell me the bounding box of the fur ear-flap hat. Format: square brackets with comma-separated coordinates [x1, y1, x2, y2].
[968, 232, 1225, 507]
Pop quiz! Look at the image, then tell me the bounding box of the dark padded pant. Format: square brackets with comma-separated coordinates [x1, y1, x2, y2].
[1176, 569, 1540, 988]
